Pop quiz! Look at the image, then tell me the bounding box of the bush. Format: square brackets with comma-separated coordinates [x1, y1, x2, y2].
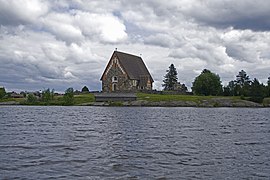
[27, 94, 38, 104]
[41, 88, 54, 104]
[0, 87, 6, 99]
[63, 87, 74, 105]
[249, 97, 264, 103]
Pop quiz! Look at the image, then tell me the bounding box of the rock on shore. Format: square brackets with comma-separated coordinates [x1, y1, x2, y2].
[93, 98, 266, 107]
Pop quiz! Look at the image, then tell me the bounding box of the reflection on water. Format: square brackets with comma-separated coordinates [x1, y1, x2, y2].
[0, 106, 270, 179]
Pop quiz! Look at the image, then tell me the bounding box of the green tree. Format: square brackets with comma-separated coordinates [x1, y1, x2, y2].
[180, 84, 188, 93]
[162, 64, 178, 91]
[63, 87, 74, 105]
[192, 69, 222, 96]
[223, 81, 236, 96]
[235, 70, 251, 96]
[0, 87, 6, 99]
[27, 93, 38, 104]
[81, 86, 89, 93]
[41, 88, 54, 104]
[250, 78, 265, 103]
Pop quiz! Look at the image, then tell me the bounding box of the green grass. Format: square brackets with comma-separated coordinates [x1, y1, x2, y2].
[1, 93, 95, 106]
[74, 93, 95, 105]
[2, 93, 268, 106]
[0, 97, 25, 103]
[136, 93, 240, 102]
[49, 93, 95, 105]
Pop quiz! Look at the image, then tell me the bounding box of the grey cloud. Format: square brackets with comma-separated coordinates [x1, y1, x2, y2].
[183, 0, 270, 31]
[1, 0, 270, 92]
[144, 34, 178, 48]
[0, 0, 48, 26]
[225, 44, 257, 62]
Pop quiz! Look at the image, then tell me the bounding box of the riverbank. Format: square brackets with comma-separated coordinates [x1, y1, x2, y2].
[1, 93, 270, 107]
[88, 98, 269, 107]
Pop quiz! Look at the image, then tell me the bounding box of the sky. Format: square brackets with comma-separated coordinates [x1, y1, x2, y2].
[1, 0, 270, 92]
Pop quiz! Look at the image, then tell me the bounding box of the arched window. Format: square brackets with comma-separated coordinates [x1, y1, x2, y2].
[112, 84, 117, 91]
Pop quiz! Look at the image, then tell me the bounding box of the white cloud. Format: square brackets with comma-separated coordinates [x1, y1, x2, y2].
[74, 11, 127, 43]
[40, 10, 127, 44]
[0, 0, 48, 25]
[0, 0, 270, 92]
[40, 12, 84, 43]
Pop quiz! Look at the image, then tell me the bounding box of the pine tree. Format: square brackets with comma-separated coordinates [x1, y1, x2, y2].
[81, 86, 89, 93]
[236, 70, 251, 87]
[250, 78, 265, 103]
[235, 70, 251, 96]
[162, 64, 178, 91]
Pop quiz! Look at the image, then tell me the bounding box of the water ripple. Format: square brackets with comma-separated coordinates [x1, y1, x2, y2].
[0, 106, 270, 179]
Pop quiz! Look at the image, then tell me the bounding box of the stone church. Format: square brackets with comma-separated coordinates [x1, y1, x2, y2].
[100, 50, 154, 92]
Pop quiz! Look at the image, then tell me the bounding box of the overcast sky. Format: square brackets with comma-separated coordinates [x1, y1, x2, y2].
[1, 0, 270, 92]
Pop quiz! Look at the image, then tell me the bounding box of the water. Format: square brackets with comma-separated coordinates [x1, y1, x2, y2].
[0, 106, 270, 179]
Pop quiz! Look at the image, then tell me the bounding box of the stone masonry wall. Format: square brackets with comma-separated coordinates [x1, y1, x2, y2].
[102, 59, 137, 92]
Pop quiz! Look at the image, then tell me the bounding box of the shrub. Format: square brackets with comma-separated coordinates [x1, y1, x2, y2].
[27, 94, 38, 104]
[63, 87, 74, 105]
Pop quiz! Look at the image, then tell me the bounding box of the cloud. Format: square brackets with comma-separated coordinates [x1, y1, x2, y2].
[0, 0, 48, 25]
[40, 10, 127, 44]
[0, 28, 104, 91]
[73, 11, 127, 43]
[0, 0, 270, 92]
[182, 0, 270, 31]
[41, 12, 84, 43]
[222, 29, 270, 63]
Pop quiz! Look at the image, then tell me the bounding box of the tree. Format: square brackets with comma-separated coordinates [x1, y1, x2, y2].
[0, 87, 6, 99]
[81, 86, 89, 93]
[63, 87, 74, 105]
[180, 84, 188, 93]
[235, 70, 251, 96]
[250, 78, 265, 103]
[192, 69, 222, 96]
[162, 64, 178, 90]
[236, 70, 251, 86]
[27, 93, 38, 104]
[266, 76, 270, 97]
[41, 88, 54, 104]
[223, 80, 240, 96]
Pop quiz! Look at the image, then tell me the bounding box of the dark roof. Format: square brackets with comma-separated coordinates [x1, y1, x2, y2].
[101, 51, 154, 82]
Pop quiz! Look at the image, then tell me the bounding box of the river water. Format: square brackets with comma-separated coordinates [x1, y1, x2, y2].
[0, 106, 270, 179]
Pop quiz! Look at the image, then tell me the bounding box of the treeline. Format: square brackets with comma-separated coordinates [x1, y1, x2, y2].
[0, 87, 77, 106]
[26, 87, 75, 105]
[0, 85, 93, 105]
[163, 64, 270, 103]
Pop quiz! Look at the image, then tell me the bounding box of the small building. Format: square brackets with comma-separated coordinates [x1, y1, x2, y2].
[100, 51, 154, 92]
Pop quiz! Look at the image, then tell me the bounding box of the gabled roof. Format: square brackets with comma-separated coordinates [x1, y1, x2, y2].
[101, 51, 154, 82]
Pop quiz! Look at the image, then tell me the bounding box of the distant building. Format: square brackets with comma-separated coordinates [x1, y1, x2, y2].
[101, 51, 154, 92]
[9, 92, 24, 98]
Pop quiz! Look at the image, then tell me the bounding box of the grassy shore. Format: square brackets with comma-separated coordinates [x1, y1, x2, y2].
[0, 93, 95, 106]
[1, 93, 269, 107]
[136, 93, 240, 102]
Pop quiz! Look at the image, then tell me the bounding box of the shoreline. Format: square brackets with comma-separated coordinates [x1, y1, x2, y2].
[1, 99, 269, 108]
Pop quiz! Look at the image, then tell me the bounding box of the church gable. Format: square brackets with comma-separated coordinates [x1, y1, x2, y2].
[101, 55, 126, 81]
